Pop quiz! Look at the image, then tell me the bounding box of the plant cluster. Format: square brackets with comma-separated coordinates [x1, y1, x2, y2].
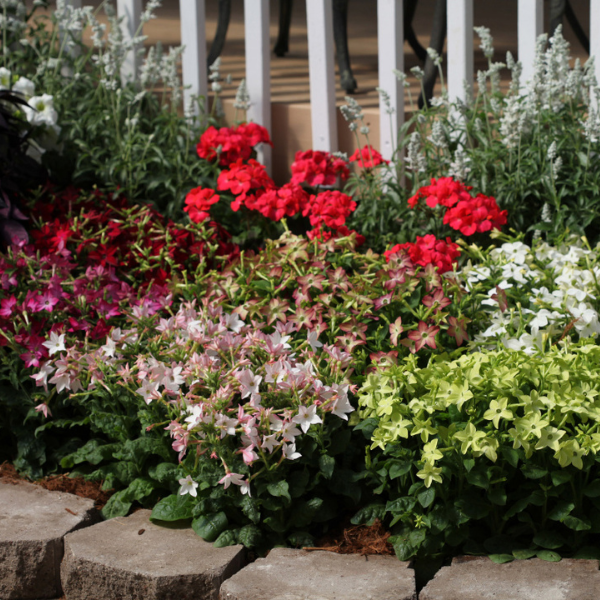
[459, 235, 600, 352]
[356, 343, 600, 562]
[347, 27, 600, 252]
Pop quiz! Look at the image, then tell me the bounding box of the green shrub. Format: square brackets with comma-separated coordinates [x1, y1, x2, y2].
[355, 342, 600, 562]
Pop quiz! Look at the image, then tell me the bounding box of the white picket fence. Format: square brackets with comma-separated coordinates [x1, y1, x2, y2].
[68, 0, 600, 172]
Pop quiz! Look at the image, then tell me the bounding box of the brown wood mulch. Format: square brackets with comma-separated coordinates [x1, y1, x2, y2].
[307, 518, 394, 556]
[0, 461, 114, 510]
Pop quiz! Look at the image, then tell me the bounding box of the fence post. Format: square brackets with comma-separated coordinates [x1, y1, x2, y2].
[518, 0, 543, 86]
[591, 0, 600, 102]
[306, 0, 338, 152]
[244, 0, 272, 174]
[179, 0, 208, 117]
[377, 0, 404, 162]
[447, 0, 473, 103]
[116, 0, 142, 83]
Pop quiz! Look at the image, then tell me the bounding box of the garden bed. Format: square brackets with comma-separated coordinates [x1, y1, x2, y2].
[2, 0, 600, 570]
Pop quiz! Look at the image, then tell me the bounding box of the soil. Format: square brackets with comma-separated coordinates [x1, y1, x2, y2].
[0, 462, 115, 510]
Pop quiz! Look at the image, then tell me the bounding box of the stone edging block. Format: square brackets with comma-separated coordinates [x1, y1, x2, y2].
[219, 547, 417, 600]
[420, 555, 600, 600]
[61, 509, 245, 600]
[0, 480, 98, 599]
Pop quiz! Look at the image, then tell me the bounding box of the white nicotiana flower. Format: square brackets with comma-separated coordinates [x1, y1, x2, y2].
[42, 332, 66, 356]
[178, 475, 199, 497]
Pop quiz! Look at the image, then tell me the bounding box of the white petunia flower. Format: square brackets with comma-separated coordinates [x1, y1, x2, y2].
[12, 76, 35, 99]
[24, 94, 58, 127]
[42, 332, 66, 355]
[178, 475, 199, 497]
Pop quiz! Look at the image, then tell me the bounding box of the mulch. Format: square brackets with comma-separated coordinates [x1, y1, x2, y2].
[308, 517, 394, 556]
[0, 462, 114, 510]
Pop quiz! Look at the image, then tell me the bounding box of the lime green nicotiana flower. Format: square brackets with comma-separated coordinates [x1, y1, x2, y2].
[417, 461, 443, 488]
[453, 422, 486, 454]
[535, 426, 565, 452]
[483, 398, 513, 428]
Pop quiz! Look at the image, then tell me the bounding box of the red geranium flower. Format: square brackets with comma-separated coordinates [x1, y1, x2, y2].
[443, 193, 507, 236]
[290, 150, 350, 187]
[196, 123, 272, 166]
[349, 145, 389, 169]
[408, 177, 473, 209]
[184, 188, 220, 223]
[384, 234, 460, 274]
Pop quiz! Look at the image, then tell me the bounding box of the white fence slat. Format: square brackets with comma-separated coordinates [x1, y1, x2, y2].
[591, 0, 600, 101]
[179, 0, 208, 116]
[306, 0, 338, 153]
[377, 0, 404, 162]
[244, 0, 272, 174]
[518, 0, 543, 86]
[447, 0, 473, 103]
[116, 0, 142, 83]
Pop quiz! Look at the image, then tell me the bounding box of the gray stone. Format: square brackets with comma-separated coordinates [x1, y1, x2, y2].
[420, 556, 600, 600]
[0, 480, 98, 599]
[219, 547, 416, 600]
[60, 509, 245, 600]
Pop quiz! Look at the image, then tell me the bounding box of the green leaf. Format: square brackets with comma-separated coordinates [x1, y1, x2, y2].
[388, 461, 412, 479]
[267, 481, 291, 504]
[573, 546, 600, 560]
[466, 469, 490, 490]
[60, 439, 119, 468]
[536, 550, 562, 562]
[584, 479, 600, 498]
[547, 501, 575, 521]
[148, 462, 178, 485]
[505, 496, 532, 519]
[290, 497, 324, 529]
[240, 495, 261, 524]
[288, 470, 310, 498]
[512, 548, 537, 560]
[150, 494, 194, 522]
[418, 487, 436, 508]
[238, 524, 263, 548]
[386, 497, 417, 515]
[456, 497, 489, 520]
[533, 530, 565, 550]
[550, 471, 571, 487]
[127, 477, 157, 502]
[264, 513, 287, 533]
[462, 458, 475, 473]
[501, 446, 519, 469]
[101, 489, 133, 519]
[487, 488, 507, 506]
[319, 455, 335, 480]
[213, 529, 239, 548]
[192, 511, 228, 542]
[489, 554, 514, 564]
[562, 515, 591, 531]
[351, 503, 386, 526]
[521, 464, 547, 480]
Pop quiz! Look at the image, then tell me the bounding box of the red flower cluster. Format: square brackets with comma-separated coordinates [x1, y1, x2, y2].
[408, 177, 472, 209]
[184, 188, 220, 223]
[443, 193, 507, 236]
[303, 190, 357, 230]
[217, 159, 275, 211]
[196, 123, 272, 166]
[290, 150, 350, 187]
[408, 177, 507, 237]
[248, 183, 309, 221]
[349, 145, 389, 169]
[0, 186, 238, 367]
[384, 234, 460, 274]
